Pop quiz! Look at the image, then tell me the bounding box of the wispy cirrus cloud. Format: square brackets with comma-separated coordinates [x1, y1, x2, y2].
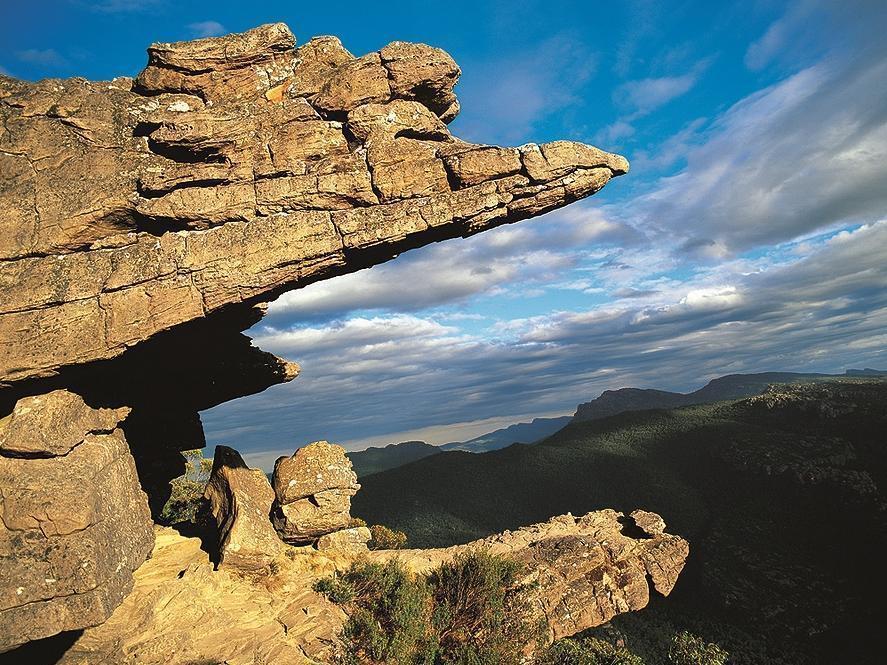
[188, 21, 227, 38]
[15, 48, 69, 69]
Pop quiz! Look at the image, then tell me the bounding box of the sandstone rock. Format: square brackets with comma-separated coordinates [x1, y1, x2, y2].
[62, 510, 687, 663]
[379, 509, 689, 643]
[272, 441, 359, 504]
[0, 390, 153, 652]
[271, 441, 361, 544]
[0, 22, 627, 386]
[630, 508, 667, 536]
[0, 389, 128, 456]
[203, 445, 281, 571]
[316, 526, 372, 553]
[0, 21, 631, 654]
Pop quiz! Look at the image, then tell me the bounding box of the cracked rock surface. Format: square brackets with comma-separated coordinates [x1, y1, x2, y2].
[0, 21, 636, 655]
[0, 390, 153, 652]
[0, 22, 627, 386]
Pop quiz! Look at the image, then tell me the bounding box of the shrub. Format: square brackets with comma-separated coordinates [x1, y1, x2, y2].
[315, 560, 433, 664]
[538, 637, 645, 665]
[314, 550, 544, 664]
[369, 524, 408, 550]
[668, 631, 729, 665]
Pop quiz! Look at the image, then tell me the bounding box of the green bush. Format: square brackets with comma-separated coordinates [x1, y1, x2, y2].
[314, 550, 544, 664]
[668, 631, 729, 665]
[369, 523, 408, 550]
[539, 637, 645, 665]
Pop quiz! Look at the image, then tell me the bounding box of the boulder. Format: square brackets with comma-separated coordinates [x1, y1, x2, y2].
[316, 526, 372, 553]
[203, 445, 281, 571]
[383, 509, 689, 643]
[0, 390, 153, 652]
[271, 441, 360, 544]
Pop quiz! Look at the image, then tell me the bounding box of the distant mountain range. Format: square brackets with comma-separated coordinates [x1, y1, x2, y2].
[349, 370, 887, 478]
[352, 376, 887, 664]
[572, 371, 836, 421]
[439, 416, 573, 452]
[348, 441, 440, 477]
[347, 416, 572, 477]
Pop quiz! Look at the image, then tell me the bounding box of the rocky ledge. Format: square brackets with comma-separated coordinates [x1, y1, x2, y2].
[59, 507, 686, 664]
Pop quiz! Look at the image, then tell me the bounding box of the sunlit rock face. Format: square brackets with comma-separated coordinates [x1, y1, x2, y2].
[0, 390, 153, 652]
[0, 22, 629, 652]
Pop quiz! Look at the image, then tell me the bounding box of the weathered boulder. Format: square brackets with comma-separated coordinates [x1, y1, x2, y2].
[271, 441, 361, 544]
[203, 445, 281, 571]
[0, 390, 153, 652]
[316, 526, 372, 553]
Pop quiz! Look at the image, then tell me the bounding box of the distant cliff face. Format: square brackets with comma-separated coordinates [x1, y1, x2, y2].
[0, 22, 631, 654]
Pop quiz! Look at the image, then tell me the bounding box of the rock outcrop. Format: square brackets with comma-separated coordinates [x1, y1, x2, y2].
[0, 390, 153, 652]
[60, 509, 686, 664]
[203, 445, 282, 571]
[271, 441, 363, 545]
[0, 23, 626, 388]
[384, 510, 688, 643]
[0, 20, 634, 654]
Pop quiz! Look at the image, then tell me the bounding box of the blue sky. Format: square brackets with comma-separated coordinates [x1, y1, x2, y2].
[5, 1, 886, 466]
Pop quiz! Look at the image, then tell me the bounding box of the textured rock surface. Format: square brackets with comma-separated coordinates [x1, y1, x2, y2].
[0, 390, 153, 652]
[271, 441, 361, 544]
[203, 445, 281, 571]
[315, 526, 372, 553]
[61, 510, 686, 663]
[383, 509, 689, 642]
[0, 22, 626, 387]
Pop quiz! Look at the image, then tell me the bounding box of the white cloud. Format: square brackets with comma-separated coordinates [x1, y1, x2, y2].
[16, 49, 68, 68]
[629, 45, 887, 252]
[203, 222, 887, 457]
[188, 21, 227, 38]
[614, 71, 699, 114]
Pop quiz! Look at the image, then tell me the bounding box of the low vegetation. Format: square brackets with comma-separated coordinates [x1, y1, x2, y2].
[159, 448, 212, 525]
[314, 551, 545, 664]
[315, 551, 727, 665]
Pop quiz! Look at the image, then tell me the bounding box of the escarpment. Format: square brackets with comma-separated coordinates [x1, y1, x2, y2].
[0, 22, 679, 660]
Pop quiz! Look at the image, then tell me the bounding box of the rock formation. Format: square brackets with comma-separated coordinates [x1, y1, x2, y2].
[203, 445, 282, 571]
[58, 509, 686, 664]
[0, 390, 153, 652]
[0, 20, 644, 655]
[271, 441, 365, 546]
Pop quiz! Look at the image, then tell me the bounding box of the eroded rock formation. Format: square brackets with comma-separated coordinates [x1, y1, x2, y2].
[203, 445, 282, 571]
[0, 20, 643, 655]
[271, 441, 364, 545]
[59, 509, 686, 664]
[0, 390, 153, 652]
